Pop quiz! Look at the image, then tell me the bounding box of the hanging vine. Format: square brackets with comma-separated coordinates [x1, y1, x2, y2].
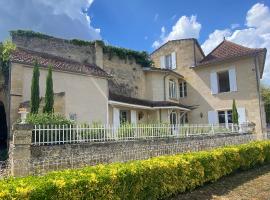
[0, 41, 16, 86]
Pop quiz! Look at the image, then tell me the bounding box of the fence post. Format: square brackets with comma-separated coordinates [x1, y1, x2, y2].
[10, 124, 33, 176]
[211, 124, 214, 135]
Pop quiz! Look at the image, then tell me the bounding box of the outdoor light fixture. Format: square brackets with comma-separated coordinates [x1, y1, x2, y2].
[200, 112, 203, 118]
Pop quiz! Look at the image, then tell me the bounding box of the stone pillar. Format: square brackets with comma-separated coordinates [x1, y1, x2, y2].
[10, 124, 33, 176]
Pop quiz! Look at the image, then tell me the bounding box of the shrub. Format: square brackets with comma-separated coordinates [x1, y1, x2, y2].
[1, 141, 270, 199]
[25, 113, 73, 125]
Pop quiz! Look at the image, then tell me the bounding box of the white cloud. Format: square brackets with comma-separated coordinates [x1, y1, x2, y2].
[0, 0, 101, 41]
[201, 3, 270, 84]
[152, 15, 201, 48]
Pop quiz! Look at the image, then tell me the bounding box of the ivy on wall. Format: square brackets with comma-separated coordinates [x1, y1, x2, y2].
[10, 30, 153, 68]
[0, 41, 16, 86]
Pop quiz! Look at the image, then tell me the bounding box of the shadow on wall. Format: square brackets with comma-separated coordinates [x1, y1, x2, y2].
[0, 101, 8, 150]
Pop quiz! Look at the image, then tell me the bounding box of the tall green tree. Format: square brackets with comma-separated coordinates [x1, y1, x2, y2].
[30, 60, 40, 114]
[43, 65, 54, 113]
[261, 85, 270, 124]
[232, 99, 239, 124]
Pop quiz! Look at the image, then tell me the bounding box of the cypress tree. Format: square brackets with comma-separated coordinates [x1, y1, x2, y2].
[232, 99, 239, 124]
[30, 60, 40, 114]
[43, 65, 54, 113]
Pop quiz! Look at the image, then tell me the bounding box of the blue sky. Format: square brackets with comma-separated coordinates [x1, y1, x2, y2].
[0, 0, 269, 84]
[90, 0, 268, 51]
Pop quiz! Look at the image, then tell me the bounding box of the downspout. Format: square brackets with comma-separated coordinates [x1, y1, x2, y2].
[254, 55, 264, 134]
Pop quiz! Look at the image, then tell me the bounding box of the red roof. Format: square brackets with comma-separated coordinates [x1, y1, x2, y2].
[198, 40, 266, 66]
[11, 47, 110, 78]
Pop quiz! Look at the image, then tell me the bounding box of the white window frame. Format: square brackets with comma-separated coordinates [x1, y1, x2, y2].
[217, 70, 230, 93]
[169, 79, 177, 99]
[217, 109, 232, 127]
[165, 54, 172, 69]
[179, 81, 187, 98]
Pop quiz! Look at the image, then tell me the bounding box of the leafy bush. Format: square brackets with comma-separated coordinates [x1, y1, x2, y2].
[25, 113, 73, 125]
[1, 141, 270, 199]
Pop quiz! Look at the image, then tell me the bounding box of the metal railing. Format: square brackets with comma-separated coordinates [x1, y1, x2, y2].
[32, 123, 249, 145]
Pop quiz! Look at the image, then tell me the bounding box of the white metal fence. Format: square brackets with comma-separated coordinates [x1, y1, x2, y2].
[32, 123, 250, 145]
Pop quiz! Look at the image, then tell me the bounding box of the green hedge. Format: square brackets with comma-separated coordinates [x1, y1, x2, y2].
[1, 141, 270, 199]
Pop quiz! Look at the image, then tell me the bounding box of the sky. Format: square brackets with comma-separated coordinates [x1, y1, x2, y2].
[0, 0, 269, 84]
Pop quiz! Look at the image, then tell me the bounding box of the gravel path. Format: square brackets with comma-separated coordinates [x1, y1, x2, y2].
[170, 164, 270, 200]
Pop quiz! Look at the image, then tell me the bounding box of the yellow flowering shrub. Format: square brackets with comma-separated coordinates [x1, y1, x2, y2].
[1, 141, 270, 200]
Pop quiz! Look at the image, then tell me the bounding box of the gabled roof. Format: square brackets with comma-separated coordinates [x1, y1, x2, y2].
[109, 92, 192, 110]
[198, 40, 266, 66]
[151, 38, 205, 57]
[10, 47, 110, 78]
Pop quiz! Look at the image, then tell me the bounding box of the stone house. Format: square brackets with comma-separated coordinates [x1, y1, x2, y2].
[0, 30, 267, 142]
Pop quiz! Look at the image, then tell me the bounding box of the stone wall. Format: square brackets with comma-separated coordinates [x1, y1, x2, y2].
[10, 124, 258, 176]
[12, 35, 96, 65]
[103, 54, 146, 98]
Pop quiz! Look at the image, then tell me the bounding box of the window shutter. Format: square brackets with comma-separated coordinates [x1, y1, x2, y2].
[229, 68, 237, 92]
[160, 56, 165, 69]
[208, 111, 218, 124]
[171, 52, 176, 69]
[210, 72, 218, 94]
[237, 107, 246, 124]
[113, 107, 120, 127]
[131, 110, 137, 124]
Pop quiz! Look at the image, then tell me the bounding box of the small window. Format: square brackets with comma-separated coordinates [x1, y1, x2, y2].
[218, 110, 232, 125]
[169, 80, 177, 99]
[218, 71, 230, 93]
[179, 81, 187, 98]
[165, 54, 172, 69]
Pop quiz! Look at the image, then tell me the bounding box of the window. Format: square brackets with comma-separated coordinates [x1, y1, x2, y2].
[217, 71, 230, 93]
[165, 54, 172, 69]
[120, 110, 129, 124]
[179, 81, 187, 98]
[169, 80, 177, 99]
[180, 113, 188, 124]
[218, 110, 232, 125]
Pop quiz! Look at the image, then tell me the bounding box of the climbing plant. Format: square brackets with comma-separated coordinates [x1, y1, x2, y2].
[0, 40, 16, 85]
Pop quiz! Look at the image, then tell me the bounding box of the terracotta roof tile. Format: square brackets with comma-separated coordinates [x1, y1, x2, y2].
[11, 47, 110, 78]
[198, 40, 266, 66]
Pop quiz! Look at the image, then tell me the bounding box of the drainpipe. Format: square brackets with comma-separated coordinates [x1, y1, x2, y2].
[253, 55, 264, 134]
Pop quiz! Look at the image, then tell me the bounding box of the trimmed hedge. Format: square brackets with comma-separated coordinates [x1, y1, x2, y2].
[1, 141, 270, 199]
